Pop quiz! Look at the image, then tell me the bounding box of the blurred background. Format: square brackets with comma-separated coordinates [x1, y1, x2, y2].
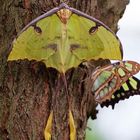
[86, 0, 140, 140]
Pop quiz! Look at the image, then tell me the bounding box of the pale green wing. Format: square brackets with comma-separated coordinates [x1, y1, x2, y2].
[8, 3, 123, 73]
[67, 13, 122, 61]
[8, 14, 61, 63]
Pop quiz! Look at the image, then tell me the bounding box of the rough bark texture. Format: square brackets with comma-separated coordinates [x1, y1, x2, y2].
[0, 0, 129, 140]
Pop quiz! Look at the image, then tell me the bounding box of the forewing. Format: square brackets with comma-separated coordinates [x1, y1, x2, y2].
[67, 10, 123, 61]
[8, 14, 61, 63]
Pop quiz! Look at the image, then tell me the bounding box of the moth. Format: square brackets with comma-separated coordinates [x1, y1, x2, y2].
[7, 3, 124, 140]
[8, 3, 123, 73]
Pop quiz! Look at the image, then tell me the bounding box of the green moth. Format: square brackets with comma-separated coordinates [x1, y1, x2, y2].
[91, 61, 140, 108]
[8, 3, 123, 73]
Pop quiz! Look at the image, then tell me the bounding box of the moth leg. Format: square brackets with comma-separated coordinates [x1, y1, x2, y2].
[44, 111, 53, 140]
[69, 110, 76, 140]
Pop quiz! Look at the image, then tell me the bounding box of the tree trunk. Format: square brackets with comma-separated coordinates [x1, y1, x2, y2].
[0, 0, 129, 140]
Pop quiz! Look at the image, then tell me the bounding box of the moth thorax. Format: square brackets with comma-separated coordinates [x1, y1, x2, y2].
[57, 9, 72, 24]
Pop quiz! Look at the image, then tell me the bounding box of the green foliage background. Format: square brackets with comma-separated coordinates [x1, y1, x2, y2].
[86, 118, 103, 140]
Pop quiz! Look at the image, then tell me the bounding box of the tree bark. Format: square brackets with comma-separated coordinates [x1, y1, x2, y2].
[0, 0, 129, 140]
